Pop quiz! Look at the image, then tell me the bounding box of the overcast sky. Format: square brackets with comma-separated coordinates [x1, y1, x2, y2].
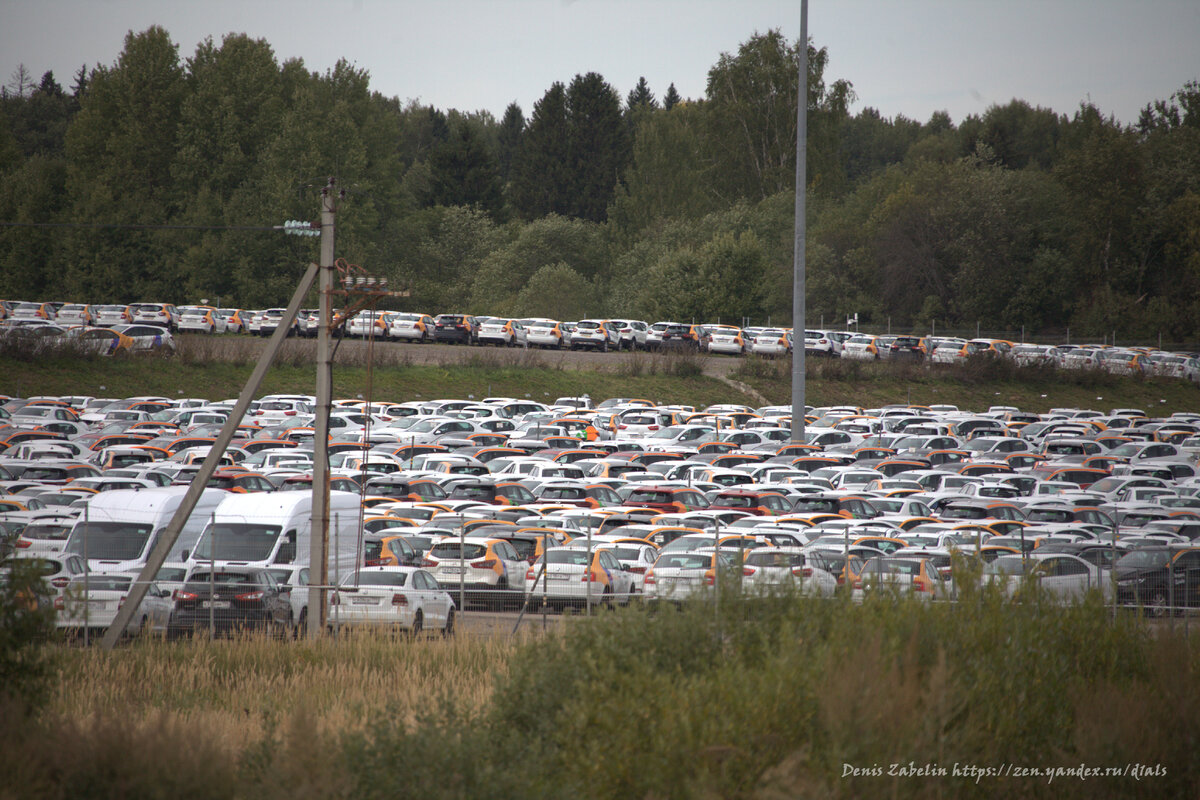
[4, 0, 1198, 126]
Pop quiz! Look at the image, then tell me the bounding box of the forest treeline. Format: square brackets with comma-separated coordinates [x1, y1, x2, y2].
[1, 26, 1198, 339]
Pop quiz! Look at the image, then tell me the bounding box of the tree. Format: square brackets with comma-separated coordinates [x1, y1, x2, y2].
[565, 72, 629, 222]
[427, 119, 504, 217]
[497, 101, 524, 183]
[663, 83, 681, 110]
[704, 30, 854, 202]
[509, 82, 570, 219]
[626, 77, 656, 112]
[514, 262, 596, 319]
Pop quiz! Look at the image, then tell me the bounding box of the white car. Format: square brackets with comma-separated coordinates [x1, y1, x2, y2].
[329, 566, 455, 635]
[594, 541, 659, 595]
[110, 323, 176, 353]
[570, 319, 619, 352]
[803, 330, 839, 357]
[388, 313, 434, 343]
[984, 553, 1111, 602]
[55, 573, 174, 638]
[749, 329, 791, 357]
[476, 318, 528, 347]
[741, 547, 837, 596]
[92, 304, 132, 327]
[177, 306, 226, 335]
[607, 319, 648, 350]
[127, 302, 180, 330]
[841, 334, 881, 361]
[704, 327, 746, 356]
[644, 549, 734, 602]
[524, 318, 566, 349]
[524, 545, 635, 608]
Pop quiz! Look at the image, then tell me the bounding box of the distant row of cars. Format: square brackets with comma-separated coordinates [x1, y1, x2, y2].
[5, 301, 1198, 379]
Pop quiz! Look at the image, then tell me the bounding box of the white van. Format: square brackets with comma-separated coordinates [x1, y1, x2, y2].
[187, 491, 361, 581]
[65, 487, 227, 573]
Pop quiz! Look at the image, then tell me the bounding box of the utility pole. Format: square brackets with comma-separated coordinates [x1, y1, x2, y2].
[309, 178, 338, 637]
[790, 0, 809, 443]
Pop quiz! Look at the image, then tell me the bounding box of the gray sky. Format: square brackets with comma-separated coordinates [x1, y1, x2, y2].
[4, 0, 1198, 125]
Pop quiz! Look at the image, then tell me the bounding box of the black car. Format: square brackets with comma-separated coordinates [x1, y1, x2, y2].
[1114, 546, 1200, 616]
[168, 567, 292, 637]
[888, 336, 926, 361]
[433, 314, 477, 345]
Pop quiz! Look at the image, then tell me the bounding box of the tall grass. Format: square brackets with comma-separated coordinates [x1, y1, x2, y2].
[6, 592, 1196, 799]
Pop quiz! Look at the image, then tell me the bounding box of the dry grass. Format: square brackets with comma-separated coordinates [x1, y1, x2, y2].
[45, 630, 517, 750]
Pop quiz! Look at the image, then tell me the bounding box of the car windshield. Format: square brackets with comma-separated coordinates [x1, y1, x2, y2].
[192, 524, 282, 562]
[66, 521, 154, 560]
[1116, 550, 1170, 569]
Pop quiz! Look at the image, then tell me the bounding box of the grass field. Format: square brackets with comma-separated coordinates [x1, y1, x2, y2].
[5, 591, 1199, 799]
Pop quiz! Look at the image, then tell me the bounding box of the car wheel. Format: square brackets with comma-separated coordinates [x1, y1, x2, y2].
[1148, 591, 1169, 618]
[408, 610, 423, 639]
[443, 608, 455, 638]
[601, 341, 609, 353]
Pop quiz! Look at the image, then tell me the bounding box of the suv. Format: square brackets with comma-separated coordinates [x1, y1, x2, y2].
[128, 303, 180, 330]
[607, 319, 648, 350]
[570, 319, 618, 352]
[433, 314, 478, 345]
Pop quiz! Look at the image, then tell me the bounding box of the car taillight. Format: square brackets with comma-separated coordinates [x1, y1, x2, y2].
[743, 567, 756, 577]
[392, 593, 408, 606]
[54, 596, 65, 610]
[626, 566, 646, 574]
[705, 571, 715, 586]
[364, 558, 389, 566]
[422, 558, 437, 567]
[853, 579, 863, 589]
[580, 571, 601, 583]
[236, 591, 265, 601]
[791, 567, 813, 578]
[471, 559, 497, 570]
[525, 568, 536, 581]
[648, 425, 659, 431]
[644, 571, 655, 585]
[15, 538, 31, 549]
[284, 410, 296, 416]
[51, 577, 70, 589]
[174, 590, 197, 601]
[912, 577, 933, 593]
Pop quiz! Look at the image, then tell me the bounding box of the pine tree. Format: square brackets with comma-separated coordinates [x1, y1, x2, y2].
[626, 76, 657, 111]
[663, 82, 681, 110]
[497, 101, 524, 183]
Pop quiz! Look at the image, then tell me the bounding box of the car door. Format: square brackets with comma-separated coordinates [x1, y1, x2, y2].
[414, 570, 447, 627]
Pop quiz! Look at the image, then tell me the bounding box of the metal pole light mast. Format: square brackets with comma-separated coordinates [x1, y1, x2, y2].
[790, 0, 809, 443]
[309, 178, 337, 638]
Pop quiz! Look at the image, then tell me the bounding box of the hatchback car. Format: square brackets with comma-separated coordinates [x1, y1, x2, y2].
[422, 536, 526, 608]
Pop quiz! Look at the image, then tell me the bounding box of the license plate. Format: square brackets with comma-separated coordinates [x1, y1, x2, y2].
[201, 600, 232, 609]
[442, 567, 463, 575]
[352, 597, 375, 605]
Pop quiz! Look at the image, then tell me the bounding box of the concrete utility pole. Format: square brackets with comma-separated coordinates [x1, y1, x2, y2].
[790, 0, 809, 443]
[309, 178, 337, 637]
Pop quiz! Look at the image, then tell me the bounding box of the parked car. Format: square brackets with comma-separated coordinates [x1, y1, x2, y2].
[524, 546, 635, 609]
[128, 302, 180, 330]
[570, 320, 619, 352]
[329, 566, 455, 635]
[168, 566, 293, 637]
[432, 314, 478, 345]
